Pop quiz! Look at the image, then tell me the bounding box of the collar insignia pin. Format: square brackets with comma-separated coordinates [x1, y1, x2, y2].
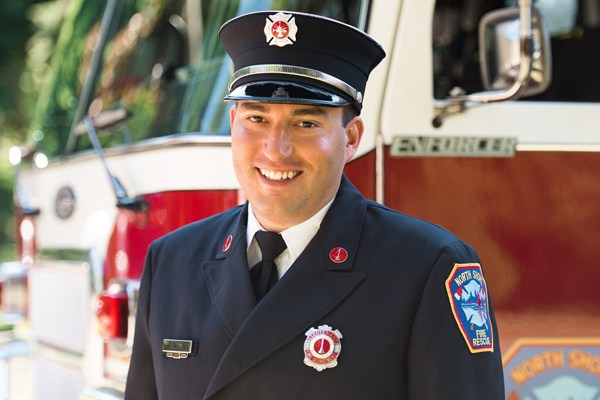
[329, 247, 348, 263]
[264, 12, 298, 47]
[222, 235, 233, 252]
[303, 325, 343, 371]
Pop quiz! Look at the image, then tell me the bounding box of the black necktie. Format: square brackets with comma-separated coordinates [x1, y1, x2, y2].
[250, 231, 287, 301]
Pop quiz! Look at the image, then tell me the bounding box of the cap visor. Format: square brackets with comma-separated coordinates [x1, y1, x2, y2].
[224, 81, 349, 107]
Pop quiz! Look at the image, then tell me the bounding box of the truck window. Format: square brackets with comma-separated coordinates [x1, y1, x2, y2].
[433, 0, 600, 102]
[31, 0, 367, 158]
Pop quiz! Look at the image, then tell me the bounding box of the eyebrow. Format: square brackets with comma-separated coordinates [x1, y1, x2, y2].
[292, 107, 327, 117]
[238, 102, 327, 117]
[239, 102, 268, 112]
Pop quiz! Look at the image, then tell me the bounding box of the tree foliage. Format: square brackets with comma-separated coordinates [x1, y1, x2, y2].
[0, 0, 68, 260]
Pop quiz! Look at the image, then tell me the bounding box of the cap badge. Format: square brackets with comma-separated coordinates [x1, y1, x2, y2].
[264, 12, 298, 47]
[272, 86, 290, 98]
[303, 325, 343, 371]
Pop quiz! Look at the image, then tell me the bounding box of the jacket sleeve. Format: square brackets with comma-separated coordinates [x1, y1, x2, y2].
[124, 244, 158, 400]
[406, 241, 505, 399]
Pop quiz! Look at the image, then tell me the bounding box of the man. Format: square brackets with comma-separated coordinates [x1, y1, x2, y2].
[125, 10, 505, 399]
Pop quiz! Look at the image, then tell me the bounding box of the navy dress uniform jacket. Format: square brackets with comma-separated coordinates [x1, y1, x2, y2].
[125, 176, 505, 399]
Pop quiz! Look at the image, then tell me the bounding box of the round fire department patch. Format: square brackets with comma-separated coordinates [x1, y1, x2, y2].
[445, 263, 494, 353]
[303, 325, 343, 371]
[264, 12, 298, 47]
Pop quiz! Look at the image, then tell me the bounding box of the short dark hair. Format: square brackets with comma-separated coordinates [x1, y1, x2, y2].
[341, 105, 358, 127]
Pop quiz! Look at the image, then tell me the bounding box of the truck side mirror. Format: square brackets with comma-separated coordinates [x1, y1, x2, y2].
[433, 2, 553, 128]
[479, 7, 552, 97]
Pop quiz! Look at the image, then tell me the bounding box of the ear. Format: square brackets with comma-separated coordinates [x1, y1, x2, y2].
[344, 116, 364, 163]
[229, 103, 237, 128]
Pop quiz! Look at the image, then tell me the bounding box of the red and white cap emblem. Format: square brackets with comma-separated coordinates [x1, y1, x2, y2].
[303, 325, 343, 371]
[264, 12, 298, 47]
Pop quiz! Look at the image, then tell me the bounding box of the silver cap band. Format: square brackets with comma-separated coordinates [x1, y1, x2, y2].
[229, 64, 363, 104]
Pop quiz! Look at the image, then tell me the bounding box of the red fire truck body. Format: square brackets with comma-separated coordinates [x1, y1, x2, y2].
[6, 0, 600, 398]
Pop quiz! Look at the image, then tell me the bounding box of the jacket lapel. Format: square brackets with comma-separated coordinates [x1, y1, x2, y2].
[204, 176, 368, 398]
[202, 205, 257, 339]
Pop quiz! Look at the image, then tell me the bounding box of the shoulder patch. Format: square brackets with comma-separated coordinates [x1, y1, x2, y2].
[445, 263, 494, 353]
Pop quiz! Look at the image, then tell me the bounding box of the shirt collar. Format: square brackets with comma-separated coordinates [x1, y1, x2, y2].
[246, 198, 335, 263]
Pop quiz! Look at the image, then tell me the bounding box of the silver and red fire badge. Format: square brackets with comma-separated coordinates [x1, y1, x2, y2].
[303, 325, 343, 371]
[445, 263, 494, 353]
[264, 12, 298, 47]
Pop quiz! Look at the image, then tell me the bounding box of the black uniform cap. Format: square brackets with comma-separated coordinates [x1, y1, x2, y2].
[219, 11, 386, 113]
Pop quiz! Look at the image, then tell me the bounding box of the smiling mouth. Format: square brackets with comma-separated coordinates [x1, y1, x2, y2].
[259, 168, 301, 181]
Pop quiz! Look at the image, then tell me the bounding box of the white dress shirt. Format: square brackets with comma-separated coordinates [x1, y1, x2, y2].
[246, 198, 334, 278]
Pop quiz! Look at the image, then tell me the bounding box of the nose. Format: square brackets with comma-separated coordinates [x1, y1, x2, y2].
[263, 124, 293, 161]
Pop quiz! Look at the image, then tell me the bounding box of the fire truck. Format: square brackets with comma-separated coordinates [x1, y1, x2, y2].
[5, 0, 600, 398]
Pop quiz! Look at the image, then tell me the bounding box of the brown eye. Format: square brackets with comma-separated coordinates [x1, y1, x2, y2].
[298, 121, 317, 128]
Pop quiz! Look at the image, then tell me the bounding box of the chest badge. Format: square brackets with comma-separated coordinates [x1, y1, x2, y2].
[303, 325, 343, 371]
[264, 12, 298, 47]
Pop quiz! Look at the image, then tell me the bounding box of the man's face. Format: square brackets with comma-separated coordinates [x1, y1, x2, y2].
[230, 102, 363, 232]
